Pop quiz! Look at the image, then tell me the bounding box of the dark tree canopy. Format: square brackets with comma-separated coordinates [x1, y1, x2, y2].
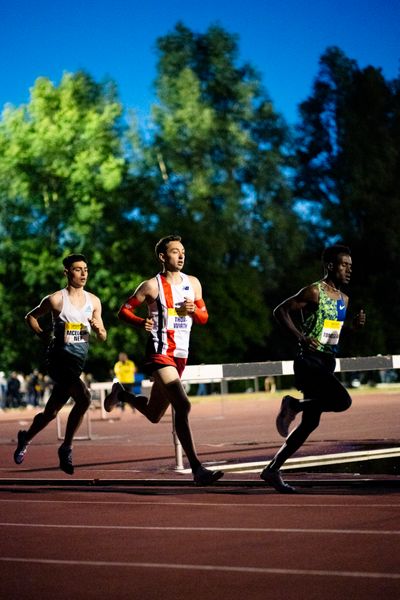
[0, 30, 398, 379]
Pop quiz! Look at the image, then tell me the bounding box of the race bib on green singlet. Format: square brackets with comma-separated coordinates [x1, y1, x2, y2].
[319, 319, 343, 345]
[64, 322, 89, 344]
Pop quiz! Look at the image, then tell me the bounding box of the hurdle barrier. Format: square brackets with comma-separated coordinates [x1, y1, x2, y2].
[143, 354, 400, 470]
[56, 355, 400, 461]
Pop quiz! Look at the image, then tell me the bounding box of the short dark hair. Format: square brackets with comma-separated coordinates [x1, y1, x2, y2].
[322, 244, 351, 265]
[155, 235, 182, 259]
[63, 254, 87, 270]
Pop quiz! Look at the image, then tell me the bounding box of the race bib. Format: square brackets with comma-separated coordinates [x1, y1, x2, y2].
[167, 307, 189, 330]
[319, 319, 343, 345]
[64, 322, 89, 344]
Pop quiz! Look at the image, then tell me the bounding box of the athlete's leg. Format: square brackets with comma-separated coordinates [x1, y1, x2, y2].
[268, 405, 322, 471]
[105, 366, 223, 484]
[52, 378, 91, 475]
[104, 383, 159, 416]
[120, 378, 170, 423]
[14, 383, 70, 466]
[262, 356, 351, 492]
[270, 358, 349, 470]
[63, 378, 91, 447]
[155, 368, 223, 483]
[145, 367, 200, 471]
[295, 353, 352, 414]
[24, 384, 71, 442]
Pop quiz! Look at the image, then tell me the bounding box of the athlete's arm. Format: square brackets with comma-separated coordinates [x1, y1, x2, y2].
[89, 295, 107, 341]
[342, 298, 366, 332]
[274, 284, 320, 349]
[25, 292, 61, 339]
[352, 308, 366, 329]
[184, 276, 209, 325]
[118, 278, 156, 331]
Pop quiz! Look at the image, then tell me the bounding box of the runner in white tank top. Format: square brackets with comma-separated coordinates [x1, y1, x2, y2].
[14, 254, 107, 475]
[50, 287, 94, 372]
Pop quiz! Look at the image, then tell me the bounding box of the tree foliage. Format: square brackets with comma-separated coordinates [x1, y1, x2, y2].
[296, 47, 400, 355]
[127, 23, 306, 363]
[0, 71, 141, 375]
[1, 29, 398, 379]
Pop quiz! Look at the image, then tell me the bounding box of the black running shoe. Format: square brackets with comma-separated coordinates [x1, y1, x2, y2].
[260, 468, 296, 494]
[104, 382, 124, 413]
[276, 395, 298, 438]
[193, 465, 224, 486]
[14, 430, 29, 465]
[58, 445, 74, 475]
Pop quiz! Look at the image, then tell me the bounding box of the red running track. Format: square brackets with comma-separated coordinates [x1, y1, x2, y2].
[0, 389, 399, 599]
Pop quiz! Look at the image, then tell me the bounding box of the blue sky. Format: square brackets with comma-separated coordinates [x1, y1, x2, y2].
[1, 0, 399, 125]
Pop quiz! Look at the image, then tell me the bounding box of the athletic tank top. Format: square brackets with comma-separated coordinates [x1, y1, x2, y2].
[52, 288, 93, 363]
[301, 282, 346, 354]
[147, 273, 194, 359]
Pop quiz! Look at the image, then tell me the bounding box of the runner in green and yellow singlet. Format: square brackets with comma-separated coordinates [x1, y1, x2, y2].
[260, 245, 366, 493]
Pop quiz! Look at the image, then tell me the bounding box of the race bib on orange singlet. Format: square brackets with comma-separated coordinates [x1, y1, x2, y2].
[319, 319, 343, 345]
[64, 322, 89, 344]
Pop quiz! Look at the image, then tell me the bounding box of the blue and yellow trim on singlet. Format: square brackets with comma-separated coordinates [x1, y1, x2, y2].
[301, 282, 346, 354]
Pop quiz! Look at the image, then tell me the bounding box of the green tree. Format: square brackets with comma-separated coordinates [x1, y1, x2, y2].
[128, 23, 307, 363]
[0, 71, 142, 375]
[295, 47, 400, 355]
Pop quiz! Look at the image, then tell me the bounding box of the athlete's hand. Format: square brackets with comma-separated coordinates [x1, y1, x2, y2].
[88, 317, 102, 334]
[183, 298, 196, 313]
[353, 309, 366, 329]
[143, 317, 154, 332]
[300, 335, 320, 351]
[38, 329, 52, 345]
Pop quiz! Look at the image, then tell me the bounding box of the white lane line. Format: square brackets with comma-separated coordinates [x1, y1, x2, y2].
[0, 498, 399, 509]
[0, 557, 399, 580]
[1, 523, 399, 535]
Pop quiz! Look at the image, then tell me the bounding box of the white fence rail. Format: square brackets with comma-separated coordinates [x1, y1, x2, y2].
[57, 355, 400, 468]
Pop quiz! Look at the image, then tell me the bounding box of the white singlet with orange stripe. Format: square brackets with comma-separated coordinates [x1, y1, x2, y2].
[147, 273, 195, 361]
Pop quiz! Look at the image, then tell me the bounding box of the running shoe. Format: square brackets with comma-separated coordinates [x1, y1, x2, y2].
[58, 445, 74, 475]
[276, 395, 298, 438]
[193, 465, 224, 486]
[14, 430, 29, 465]
[104, 382, 124, 413]
[260, 468, 296, 494]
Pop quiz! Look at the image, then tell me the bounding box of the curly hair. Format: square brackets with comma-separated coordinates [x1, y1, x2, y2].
[322, 244, 351, 266]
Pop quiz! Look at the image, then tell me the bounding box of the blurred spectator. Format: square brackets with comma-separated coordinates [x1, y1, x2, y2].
[380, 369, 398, 384]
[113, 352, 136, 409]
[0, 371, 6, 409]
[18, 372, 28, 406]
[113, 352, 136, 392]
[41, 375, 53, 404]
[197, 382, 208, 396]
[6, 372, 21, 408]
[27, 369, 42, 407]
[264, 376, 276, 393]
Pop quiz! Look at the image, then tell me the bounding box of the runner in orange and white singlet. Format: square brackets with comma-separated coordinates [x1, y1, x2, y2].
[104, 234, 224, 486]
[145, 271, 195, 374]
